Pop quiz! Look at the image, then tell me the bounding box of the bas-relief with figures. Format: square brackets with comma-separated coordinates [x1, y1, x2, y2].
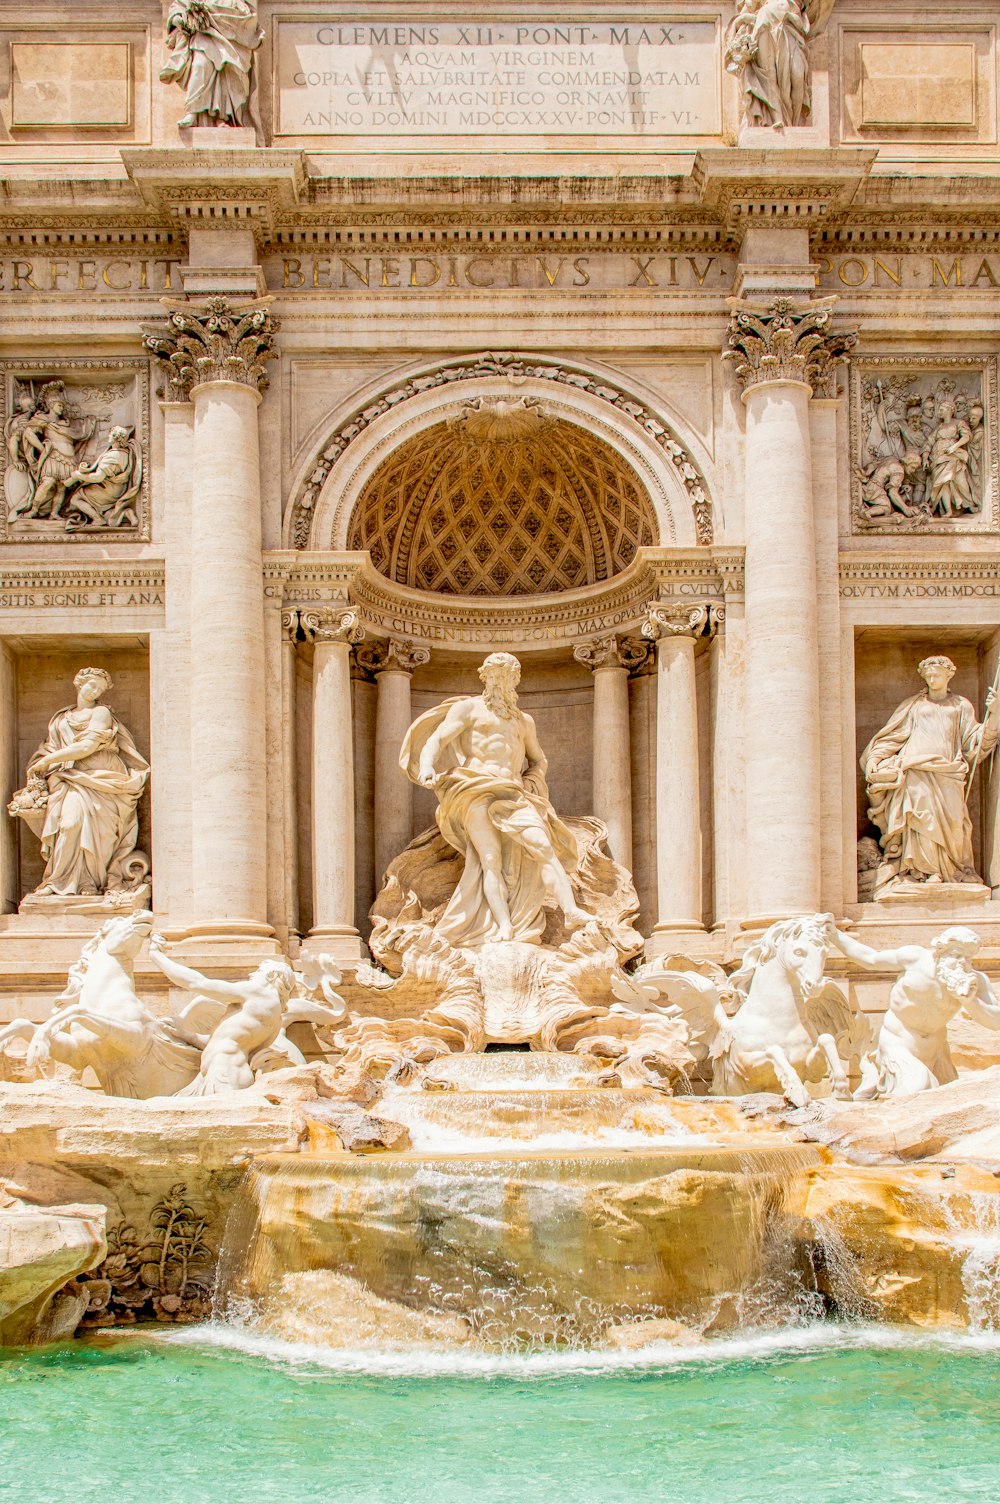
[4, 0, 1000, 1356]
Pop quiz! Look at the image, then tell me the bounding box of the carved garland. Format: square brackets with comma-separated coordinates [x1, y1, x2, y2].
[286, 352, 714, 550]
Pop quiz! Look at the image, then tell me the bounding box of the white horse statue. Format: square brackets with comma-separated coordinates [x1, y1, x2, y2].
[711, 915, 868, 1105]
[0, 910, 200, 1098]
[611, 914, 868, 1107]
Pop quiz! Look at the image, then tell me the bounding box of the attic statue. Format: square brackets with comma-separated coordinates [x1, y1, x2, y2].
[160, 0, 264, 130]
[862, 655, 1000, 896]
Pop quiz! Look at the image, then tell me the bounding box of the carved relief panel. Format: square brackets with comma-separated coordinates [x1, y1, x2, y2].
[849, 355, 998, 536]
[1, 360, 149, 543]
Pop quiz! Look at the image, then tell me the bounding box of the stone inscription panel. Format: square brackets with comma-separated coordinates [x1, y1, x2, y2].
[11, 43, 132, 128]
[275, 18, 720, 136]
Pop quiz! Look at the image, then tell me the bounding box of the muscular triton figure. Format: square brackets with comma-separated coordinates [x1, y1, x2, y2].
[400, 652, 592, 947]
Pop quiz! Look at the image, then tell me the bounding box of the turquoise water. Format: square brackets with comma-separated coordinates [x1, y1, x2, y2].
[3, 1325, 1000, 1504]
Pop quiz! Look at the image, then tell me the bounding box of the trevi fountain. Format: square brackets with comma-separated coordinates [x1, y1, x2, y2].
[3, 2, 1000, 1500]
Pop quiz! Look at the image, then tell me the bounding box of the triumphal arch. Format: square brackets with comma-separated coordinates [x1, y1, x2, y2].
[0, 0, 999, 1035]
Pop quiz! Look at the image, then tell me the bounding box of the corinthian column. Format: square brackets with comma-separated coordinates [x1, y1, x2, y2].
[573, 636, 648, 869]
[724, 297, 855, 923]
[641, 604, 719, 936]
[356, 638, 431, 887]
[301, 608, 365, 958]
[144, 298, 278, 939]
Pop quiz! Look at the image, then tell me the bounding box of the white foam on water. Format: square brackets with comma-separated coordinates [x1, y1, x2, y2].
[394, 1128, 718, 1153]
[159, 1319, 1000, 1381]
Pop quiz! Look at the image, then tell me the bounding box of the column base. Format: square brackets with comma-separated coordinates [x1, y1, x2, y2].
[176, 919, 277, 941]
[645, 923, 715, 962]
[739, 910, 821, 933]
[303, 927, 367, 967]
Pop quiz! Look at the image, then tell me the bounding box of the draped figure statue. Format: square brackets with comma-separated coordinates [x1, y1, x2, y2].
[400, 652, 593, 947]
[159, 0, 264, 129]
[10, 668, 149, 899]
[862, 655, 999, 896]
[725, 0, 812, 128]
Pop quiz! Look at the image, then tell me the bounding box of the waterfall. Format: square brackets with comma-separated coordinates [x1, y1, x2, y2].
[955, 1194, 1000, 1333]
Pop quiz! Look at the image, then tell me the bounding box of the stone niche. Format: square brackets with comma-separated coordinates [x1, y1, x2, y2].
[853, 629, 1000, 899]
[7, 645, 150, 908]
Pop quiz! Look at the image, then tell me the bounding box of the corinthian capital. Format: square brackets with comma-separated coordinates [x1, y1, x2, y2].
[573, 635, 650, 673]
[641, 603, 721, 641]
[299, 607, 365, 645]
[354, 637, 431, 678]
[142, 297, 279, 398]
[724, 297, 856, 394]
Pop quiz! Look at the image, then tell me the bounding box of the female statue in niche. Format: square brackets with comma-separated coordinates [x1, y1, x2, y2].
[862, 655, 999, 897]
[9, 669, 149, 899]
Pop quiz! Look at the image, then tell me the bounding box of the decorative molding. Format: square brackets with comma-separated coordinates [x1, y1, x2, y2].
[142, 298, 279, 398]
[0, 560, 164, 616]
[724, 297, 857, 394]
[266, 549, 737, 653]
[299, 606, 365, 645]
[286, 352, 714, 550]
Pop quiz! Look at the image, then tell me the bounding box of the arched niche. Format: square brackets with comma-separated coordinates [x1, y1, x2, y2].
[283, 354, 717, 555]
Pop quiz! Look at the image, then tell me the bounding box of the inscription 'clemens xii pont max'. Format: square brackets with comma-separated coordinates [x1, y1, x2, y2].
[275, 19, 720, 136]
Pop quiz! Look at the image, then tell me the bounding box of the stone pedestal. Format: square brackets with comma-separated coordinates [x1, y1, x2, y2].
[302, 608, 366, 962]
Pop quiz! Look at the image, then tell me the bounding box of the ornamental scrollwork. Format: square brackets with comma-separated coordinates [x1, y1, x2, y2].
[142, 298, 279, 399]
[724, 298, 856, 395]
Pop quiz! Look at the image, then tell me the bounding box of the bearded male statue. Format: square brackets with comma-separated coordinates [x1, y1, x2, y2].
[399, 652, 594, 948]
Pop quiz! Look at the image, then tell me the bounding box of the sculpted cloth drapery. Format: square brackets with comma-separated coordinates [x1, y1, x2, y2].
[29, 708, 149, 896]
[400, 697, 579, 948]
[862, 692, 996, 886]
[160, 1, 263, 128]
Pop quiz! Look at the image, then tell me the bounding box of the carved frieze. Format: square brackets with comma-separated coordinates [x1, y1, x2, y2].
[724, 298, 857, 394]
[142, 298, 279, 398]
[1, 361, 149, 543]
[850, 355, 999, 535]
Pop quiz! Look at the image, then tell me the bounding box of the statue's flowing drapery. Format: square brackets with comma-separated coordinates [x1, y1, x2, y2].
[30, 709, 149, 895]
[400, 698, 578, 947]
[862, 692, 995, 883]
[160, 1, 262, 126]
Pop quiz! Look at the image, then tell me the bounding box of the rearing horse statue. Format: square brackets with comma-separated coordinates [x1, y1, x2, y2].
[0, 910, 200, 1098]
[710, 914, 867, 1106]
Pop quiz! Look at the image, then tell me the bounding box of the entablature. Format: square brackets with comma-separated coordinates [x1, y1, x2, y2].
[266, 546, 742, 653]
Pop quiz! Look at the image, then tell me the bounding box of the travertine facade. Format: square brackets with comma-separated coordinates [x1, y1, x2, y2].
[1, 0, 999, 1040]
